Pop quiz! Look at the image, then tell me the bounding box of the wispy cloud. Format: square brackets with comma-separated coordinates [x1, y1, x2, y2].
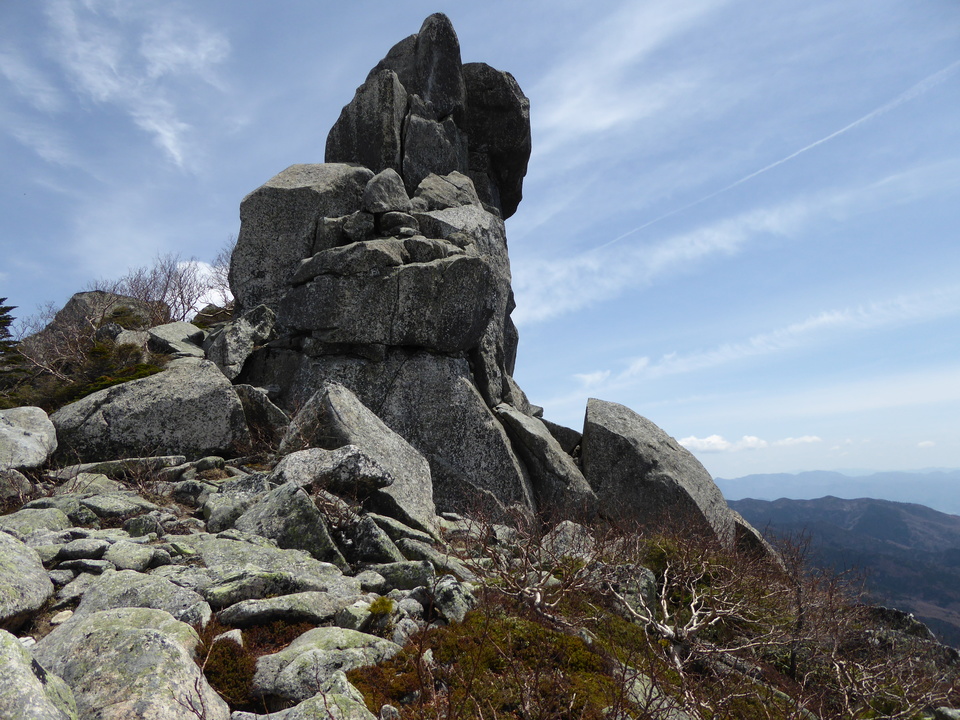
[513, 199, 810, 324]
[0, 50, 64, 112]
[595, 59, 960, 251]
[514, 159, 960, 326]
[575, 285, 960, 390]
[918, 441, 936, 449]
[5, 116, 77, 166]
[532, 0, 729, 158]
[41, 0, 229, 168]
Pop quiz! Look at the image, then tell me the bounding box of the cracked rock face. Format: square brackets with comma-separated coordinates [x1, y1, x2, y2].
[228, 16, 532, 515]
[325, 13, 530, 219]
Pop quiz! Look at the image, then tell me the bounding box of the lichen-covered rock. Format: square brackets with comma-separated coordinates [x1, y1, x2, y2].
[234, 481, 347, 568]
[279, 247, 495, 352]
[251, 350, 533, 518]
[0, 530, 54, 631]
[217, 590, 357, 627]
[165, 534, 359, 598]
[362, 168, 412, 214]
[325, 69, 407, 177]
[364, 560, 435, 592]
[146, 321, 205, 357]
[0, 467, 33, 502]
[230, 163, 374, 315]
[102, 540, 157, 572]
[268, 446, 394, 497]
[431, 574, 476, 624]
[252, 627, 401, 704]
[284, 690, 377, 720]
[0, 629, 77, 720]
[203, 569, 337, 610]
[233, 383, 290, 448]
[72, 569, 212, 628]
[0, 506, 71, 538]
[50, 357, 250, 461]
[412, 171, 482, 212]
[33, 607, 230, 720]
[0, 406, 57, 470]
[580, 398, 735, 546]
[280, 383, 436, 533]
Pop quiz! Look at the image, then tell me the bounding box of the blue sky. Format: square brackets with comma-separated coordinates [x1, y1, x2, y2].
[2, 0, 959, 480]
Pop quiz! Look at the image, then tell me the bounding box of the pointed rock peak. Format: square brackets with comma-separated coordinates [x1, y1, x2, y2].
[325, 14, 530, 219]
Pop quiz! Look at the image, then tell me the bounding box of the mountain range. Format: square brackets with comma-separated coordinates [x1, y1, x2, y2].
[717, 469, 960, 515]
[729, 495, 960, 649]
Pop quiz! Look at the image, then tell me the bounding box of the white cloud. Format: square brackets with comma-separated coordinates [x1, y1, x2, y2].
[918, 440, 936, 448]
[680, 434, 732, 452]
[574, 370, 611, 388]
[679, 435, 769, 452]
[41, 0, 230, 169]
[680, 433, 822, 453]
[774, 436, 822, 447]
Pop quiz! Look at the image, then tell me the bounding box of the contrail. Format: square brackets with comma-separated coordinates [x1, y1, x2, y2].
[594, 59, 960, 251]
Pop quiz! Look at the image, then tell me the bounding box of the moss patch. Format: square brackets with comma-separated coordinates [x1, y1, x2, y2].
[348, 596, 629, 720]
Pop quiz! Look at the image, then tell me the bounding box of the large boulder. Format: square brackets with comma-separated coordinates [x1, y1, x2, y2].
[245, 349, 533, 516]
[325, 69, 407, 177]
[580, 398, 735, 545]
[26, 291, 160, 341]
[50, 357, 250, 461]
[0, 629, 76, 720]
[279, 239, 496, 352]
[164, 534, 359, 598]
[0, 530, 54, 630]
[33, 607, 230, 720]
[280, 382, 436, 533]
[0, 406, 57, 470]
[229, 163, 374, 315]
[252, 627, 401, 704]
[462, 62, 531, 219]
[146, 321, 205, 357]
[72, 569, 212, 628]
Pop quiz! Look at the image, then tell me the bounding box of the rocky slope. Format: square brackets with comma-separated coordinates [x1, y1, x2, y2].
[1, 13, 957, 720]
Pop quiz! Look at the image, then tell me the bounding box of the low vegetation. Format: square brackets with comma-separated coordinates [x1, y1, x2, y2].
[0, 246, 232, 411]
[347, 516, 958, 720]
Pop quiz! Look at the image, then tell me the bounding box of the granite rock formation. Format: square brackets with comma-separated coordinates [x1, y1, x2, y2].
[3, 15, 959, 720]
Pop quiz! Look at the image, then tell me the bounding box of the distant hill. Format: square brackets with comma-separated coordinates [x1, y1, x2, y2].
[717, 469, 960, 515]
[730, 496, 960, 648]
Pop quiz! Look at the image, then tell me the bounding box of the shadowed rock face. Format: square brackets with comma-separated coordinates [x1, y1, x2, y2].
[325, 13, 530, 220]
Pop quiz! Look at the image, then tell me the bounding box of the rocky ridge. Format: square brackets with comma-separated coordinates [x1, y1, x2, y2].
[1, 13, 957, 720]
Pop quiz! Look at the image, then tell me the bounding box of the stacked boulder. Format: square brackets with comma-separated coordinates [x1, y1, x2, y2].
[9, 13, 756, 552]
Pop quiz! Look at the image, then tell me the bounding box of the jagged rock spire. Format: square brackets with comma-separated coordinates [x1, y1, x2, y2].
[325, 13, 531, 219]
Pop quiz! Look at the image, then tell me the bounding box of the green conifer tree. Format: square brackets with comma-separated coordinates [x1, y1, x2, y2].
[0, 298, 17, 359]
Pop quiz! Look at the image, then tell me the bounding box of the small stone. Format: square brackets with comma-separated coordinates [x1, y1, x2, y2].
[57, 559, 115, 574]
[58, 537, 110, 561]
[50, 610, 73, 625]
[355, 570, 388, 595]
